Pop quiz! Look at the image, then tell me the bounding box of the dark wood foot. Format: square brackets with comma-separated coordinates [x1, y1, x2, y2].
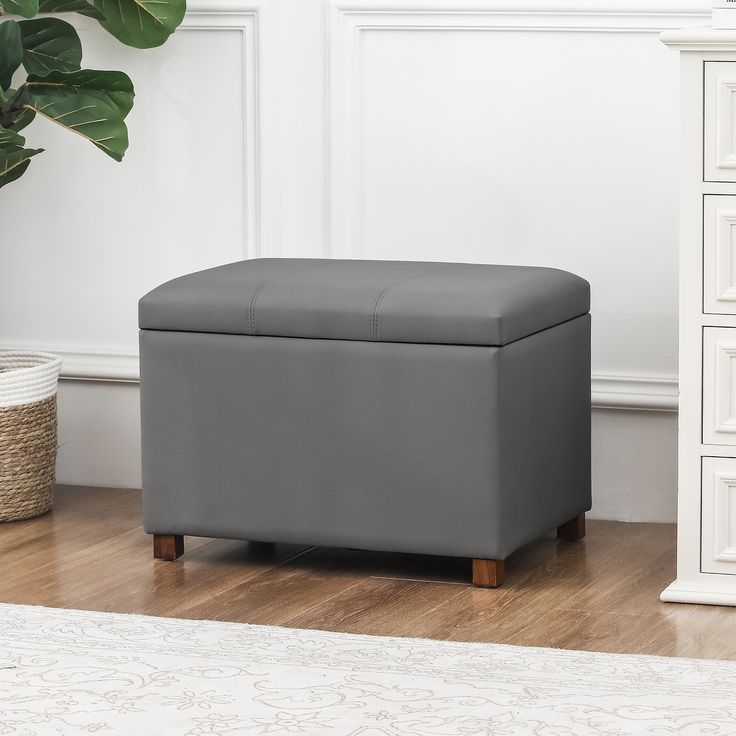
[557, 513, 586, 542]
[153, 534, 184, 561]
[472, 558, 505, 588]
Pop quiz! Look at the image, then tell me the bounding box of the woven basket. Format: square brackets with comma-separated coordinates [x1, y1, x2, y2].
[0, 351, 62, 522]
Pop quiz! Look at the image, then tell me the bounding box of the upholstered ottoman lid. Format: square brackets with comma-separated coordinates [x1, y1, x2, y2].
[139, 258, 589, 346]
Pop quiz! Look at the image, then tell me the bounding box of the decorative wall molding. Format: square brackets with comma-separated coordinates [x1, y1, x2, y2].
[16, 345, 678, 410]
[330, 2, 709, 30]
[186, 0, 269, 12]
[332, 1, 709, 14]
[177, 8, 262, 260]
[591, 372, 678, 412]
[327, 2, 710, 257]
[70, 4, 263, 259]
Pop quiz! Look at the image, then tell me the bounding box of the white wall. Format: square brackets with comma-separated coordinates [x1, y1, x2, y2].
[1, 0, 708, 521]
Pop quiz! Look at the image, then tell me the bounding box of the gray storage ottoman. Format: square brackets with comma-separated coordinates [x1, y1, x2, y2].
[139, 258, 591, 587]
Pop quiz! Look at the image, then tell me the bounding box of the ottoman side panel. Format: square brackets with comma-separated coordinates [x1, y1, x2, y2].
[139, 331, 502, 558]
[497, 314, 592, 558]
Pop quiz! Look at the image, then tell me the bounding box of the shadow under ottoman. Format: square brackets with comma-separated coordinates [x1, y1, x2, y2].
[139, 258, 591, 587]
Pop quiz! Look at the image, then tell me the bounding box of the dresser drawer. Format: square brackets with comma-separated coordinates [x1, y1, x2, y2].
[705, 196, 736, 314]
[703, 327, 736, 445]
[702, 457, 736, 574]
[705, 62, 736, 182]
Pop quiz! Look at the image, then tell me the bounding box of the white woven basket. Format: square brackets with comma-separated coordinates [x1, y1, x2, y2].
[0, 351, 62, 522]
[0, 352, 62, 409]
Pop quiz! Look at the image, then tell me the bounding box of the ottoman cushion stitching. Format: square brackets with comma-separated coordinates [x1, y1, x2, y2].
[247, 282, 264, 335]
[247, 261, 331, 335]
[369, 265, 448, 341]
[140, 259, 590, 346]
[370, 286, 391, 341]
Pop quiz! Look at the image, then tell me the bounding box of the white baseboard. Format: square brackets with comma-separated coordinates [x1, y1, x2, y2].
[57, 349, 140, 383]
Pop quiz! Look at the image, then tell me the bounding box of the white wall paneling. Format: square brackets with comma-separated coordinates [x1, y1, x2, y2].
[56, 381, 143, 490]
[2, 1, 263, 359]
[591, 409, 677, 523]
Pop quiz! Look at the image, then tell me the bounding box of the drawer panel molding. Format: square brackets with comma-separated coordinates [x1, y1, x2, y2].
[703, 328, 736, 445]
[705, 196, 736, 314]
[702, 457, 736, 574]
[706, 62, 736, 182]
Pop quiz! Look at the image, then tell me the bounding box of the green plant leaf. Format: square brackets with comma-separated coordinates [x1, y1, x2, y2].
[24, 68, 134, 117]
[0, 87, 36, 130]
[0, 21, 24, 90]
[91, 0, 185, 49]
[19, 86, 128, 160]
[18, 18, 82, 76]
[37, 0, 104, 21]
[0, 125, 25, 148]
[0, 145, 42, 188]
[4, 106, 36, 131]
[0, 0, 39, 19]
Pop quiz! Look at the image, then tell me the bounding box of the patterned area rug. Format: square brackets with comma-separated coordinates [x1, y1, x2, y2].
[0, 603, 735, 735]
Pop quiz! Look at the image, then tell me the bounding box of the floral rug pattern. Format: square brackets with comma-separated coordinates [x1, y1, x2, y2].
[0, 603, 734, 735]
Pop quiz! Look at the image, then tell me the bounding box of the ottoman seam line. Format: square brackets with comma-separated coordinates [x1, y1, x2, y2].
[247, 281, 266, 335]
[370, 264, 454, 341]
[370, 285, 392, 342]
[247, 261, 332, 335]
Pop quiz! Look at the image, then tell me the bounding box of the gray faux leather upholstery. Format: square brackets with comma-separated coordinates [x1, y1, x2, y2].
[139, 258, 590, 346]
[139, 258, 592, 564]
[140, 317, 590, 559]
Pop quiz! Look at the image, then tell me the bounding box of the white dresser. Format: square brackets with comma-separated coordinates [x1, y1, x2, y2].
[661, 28, 736, 606]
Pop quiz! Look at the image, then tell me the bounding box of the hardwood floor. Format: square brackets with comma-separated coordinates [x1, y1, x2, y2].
[1, 485, 734, 660]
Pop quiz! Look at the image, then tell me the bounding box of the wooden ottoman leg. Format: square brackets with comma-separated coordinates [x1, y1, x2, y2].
[153, 534, 184, 561]
[557, 513, 586, 542]
[472, 558, 505, 588]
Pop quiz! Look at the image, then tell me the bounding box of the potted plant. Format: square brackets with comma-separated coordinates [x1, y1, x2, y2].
[0, 0, 185, 521]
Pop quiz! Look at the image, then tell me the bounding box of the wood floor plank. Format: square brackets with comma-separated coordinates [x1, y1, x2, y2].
[76, 538, 310, 617]
[282, 577, 467, 636]
[0, 486, 734, 660]
[179, 547, 402, 625]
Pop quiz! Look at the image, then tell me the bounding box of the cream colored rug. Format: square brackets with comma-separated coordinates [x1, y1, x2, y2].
[0, 603, 734, 735]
